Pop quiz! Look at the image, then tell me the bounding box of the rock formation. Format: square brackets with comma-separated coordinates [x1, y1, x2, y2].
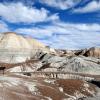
[83, 47, 100, 58]
[0, 32, 99, 100]
[0, 32, 49, 63]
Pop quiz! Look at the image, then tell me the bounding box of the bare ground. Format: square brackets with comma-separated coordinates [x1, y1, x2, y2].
[0, 74, 98, 100]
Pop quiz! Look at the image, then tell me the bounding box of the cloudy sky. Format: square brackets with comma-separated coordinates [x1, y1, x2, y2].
[0, 0, 100, 49]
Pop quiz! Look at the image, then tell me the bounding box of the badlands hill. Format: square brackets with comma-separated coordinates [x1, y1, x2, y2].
[0, 32, 49, 63]
[0, 32, 46, 49]
[0, 32, 99, 75]
[0, 32, 99, 100]
[55, 47, 100, 58]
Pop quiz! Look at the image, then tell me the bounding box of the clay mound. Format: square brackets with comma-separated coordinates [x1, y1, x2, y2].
[0, 32, 47, 50]
[0, 32, 32, 49]
[0, 32, 49, 63]
[27, 38, 46, 49]
[55, 47, 100, 58]
[83, 47, 100, 58]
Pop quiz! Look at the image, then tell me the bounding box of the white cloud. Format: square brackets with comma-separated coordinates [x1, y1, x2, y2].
[16, 27, 53, 39]
[15, 21, 100, 49]
[74, 1, 100, 13]
[0, 21, 10, 32]
[40, 0, 81, 10]
[55, 22, 100, 32]
[0, 2, 59, 23]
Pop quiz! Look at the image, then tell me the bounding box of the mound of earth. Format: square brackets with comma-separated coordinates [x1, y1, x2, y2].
[55, 47, 100, 58]
[3, 51, 99, 75]
[35, 52, 100, 75]
[83, 47, 100, 58]
[0, 32, 49, 63]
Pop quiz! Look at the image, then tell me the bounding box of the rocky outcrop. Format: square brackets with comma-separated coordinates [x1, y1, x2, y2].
[0, 32, 50, 63]
[0, 32, 100, 75]
[55, 49, 75, 57]
[6, 50, 100, 75]
[32, 51, 100, 75]
[55, 47, 100, 58]
[83, 47, 100, 58]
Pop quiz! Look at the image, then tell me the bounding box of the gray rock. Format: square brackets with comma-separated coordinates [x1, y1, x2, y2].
[38, 52, 100, 75]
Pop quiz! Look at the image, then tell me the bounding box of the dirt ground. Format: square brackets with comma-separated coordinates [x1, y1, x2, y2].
[0, 74, 98, 100]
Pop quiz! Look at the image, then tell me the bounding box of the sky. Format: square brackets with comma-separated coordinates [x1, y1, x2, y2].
[0, 0, 100, 49]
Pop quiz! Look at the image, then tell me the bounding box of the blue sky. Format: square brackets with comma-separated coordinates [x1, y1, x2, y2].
[0, 0, 100, 49]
